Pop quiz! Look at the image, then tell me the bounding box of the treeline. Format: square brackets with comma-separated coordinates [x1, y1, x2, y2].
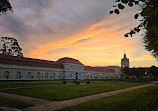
[122, 66, 158, 80]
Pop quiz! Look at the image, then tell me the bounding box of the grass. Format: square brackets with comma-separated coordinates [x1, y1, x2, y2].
[0, 96, 32, 109]
[0, 81, 145, 101]
[57, 84, 158, 111]
[0, 81, 63, 89]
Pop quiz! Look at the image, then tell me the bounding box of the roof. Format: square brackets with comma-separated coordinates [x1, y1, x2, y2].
[0, 54, 115, 73]
[84, 66, 115, 73]
[56, 57, 83, 65]
[0, 54, 63, 69]
[121, 53, 129, 61]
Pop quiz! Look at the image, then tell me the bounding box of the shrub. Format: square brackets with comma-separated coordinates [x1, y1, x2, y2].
[76, 81, 80, 85]
[63, 80, 66, 84]
[73, 80, 76, 83]
[86, 81, 90, 84]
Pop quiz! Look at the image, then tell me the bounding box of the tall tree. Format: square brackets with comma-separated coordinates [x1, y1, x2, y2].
[0, 37, 23, 56]
[148, 65, 158, 79]
[0, 0, 13, 15]
[123, 66, 130, 75]
[110, 0, 158, 58]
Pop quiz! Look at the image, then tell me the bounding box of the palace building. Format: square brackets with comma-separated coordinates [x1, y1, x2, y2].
[0, 54, 115, 80]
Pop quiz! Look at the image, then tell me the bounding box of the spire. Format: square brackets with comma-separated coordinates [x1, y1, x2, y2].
[124, 51, 126, 58]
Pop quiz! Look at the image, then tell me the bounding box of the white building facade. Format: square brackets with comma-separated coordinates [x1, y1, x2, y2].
[0, 54, 115, 80]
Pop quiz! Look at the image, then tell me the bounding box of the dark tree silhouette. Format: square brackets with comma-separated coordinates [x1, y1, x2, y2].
[0, 37, 23, 56]
[122, 66, 130, 75]
[110, 0, 158, 58]
[148, 65, 158, 79]
[0, 0, 13, 15]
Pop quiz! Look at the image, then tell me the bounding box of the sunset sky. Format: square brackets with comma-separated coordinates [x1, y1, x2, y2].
[0, 0, 158, 67]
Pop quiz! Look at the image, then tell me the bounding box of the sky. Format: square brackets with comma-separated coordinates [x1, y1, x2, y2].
[0, 0, 157, 67]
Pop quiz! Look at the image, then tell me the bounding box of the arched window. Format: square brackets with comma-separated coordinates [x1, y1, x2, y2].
[37, 72, 40, 80]
[58, 73, 62, 79]
[27, 72, 31, 80]
[16, 72, 21, 80]
[52, 73, 55, 80]
[45, 73, 49, 80]
[4, 71, 9, 80]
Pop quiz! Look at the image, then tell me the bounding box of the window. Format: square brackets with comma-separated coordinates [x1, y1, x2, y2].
[16, 72, 21, 80]
[27, 72, 31, 80]
[70, 74, 72, 78]
[45, 73, 49, 80]
[4, 71, 9, 80]
[58, 73, 62, 79]
[52, 73, 55, 80]
[37, 72, 40, 80]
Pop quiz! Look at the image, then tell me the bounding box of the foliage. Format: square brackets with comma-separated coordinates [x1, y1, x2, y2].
[73, 80, 76, 83]
[63, 80, 67, 84]
[0, 37, 23, 56]
[110, 0, 158, 58]
[76, 81, 80, 85]
[125, 74, 129, 79]
[86, 81, 90, 84]
[122, 66, 158, 80]
[58, 85, 158, 111]
[122, 66, 130, 75]
[148, 65, 158, 79]
[0, 0, 13, 15]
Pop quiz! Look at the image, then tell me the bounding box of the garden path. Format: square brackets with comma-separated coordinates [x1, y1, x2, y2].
[0, 92, 51, 106]
[23, 84, 153, 111]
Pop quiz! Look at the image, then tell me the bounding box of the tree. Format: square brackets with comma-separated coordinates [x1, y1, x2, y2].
[137, 68, 146, 79]
[148, 65, 158, 79]
[110, 0, 158, 58]
[0, 37, 23, 56]
[123, 66, 130, 75]
[0, 0, 13, 15]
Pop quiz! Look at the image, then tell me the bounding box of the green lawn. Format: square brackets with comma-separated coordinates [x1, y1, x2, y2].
[0, 81, 145, 101]
[58, 84, 158, 111]
[0, 81, 63, 89]
[0, 96, 32, 109]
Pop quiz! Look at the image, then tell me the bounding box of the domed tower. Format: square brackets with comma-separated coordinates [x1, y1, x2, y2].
[121, 53, 129, 68]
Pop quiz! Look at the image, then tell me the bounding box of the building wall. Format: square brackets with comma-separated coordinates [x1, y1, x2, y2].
[62, 63, 84, 80]
[0, 63, 115, 80]
[0, 63, 63, 80]
[121, 61, 129, 68]
[84, 71, 115, 79]
[107, 66, 123, 75]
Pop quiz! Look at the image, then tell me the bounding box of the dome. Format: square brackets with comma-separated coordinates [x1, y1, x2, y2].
[56, 57, 83, 65]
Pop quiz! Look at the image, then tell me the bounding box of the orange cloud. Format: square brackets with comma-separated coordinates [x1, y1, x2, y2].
[25, 10, 157, 67]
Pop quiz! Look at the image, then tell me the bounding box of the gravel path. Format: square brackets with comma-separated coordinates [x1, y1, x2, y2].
[23, 84, 153, 111]
[0, 92, 51, 106]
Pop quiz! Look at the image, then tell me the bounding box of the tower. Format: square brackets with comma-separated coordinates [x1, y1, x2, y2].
[121, 53, 129, 68]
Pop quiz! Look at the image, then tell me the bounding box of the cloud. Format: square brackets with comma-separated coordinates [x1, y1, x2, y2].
[0, 0, 157, 67]
[74, 37, 92, 43]
[46, 48, 72, 54]
[0, 14, 31, 40]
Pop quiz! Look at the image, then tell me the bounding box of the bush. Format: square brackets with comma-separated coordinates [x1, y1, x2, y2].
[76, 81, 80, 85]
[86, 81, 90, 84]
[73, 80, 76, 83]
[63, 80, 66, 84]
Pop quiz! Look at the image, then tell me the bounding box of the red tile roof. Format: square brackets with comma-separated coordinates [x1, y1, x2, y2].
[56, 57, 83, 65]
[0, 54, 114, 73]
[84, 66, 115, 73]
[0, 54, 63, 69]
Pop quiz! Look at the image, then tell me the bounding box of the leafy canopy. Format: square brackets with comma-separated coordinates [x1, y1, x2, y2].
[110, 0, 158, 58]
[0, 0, 13, 15]
[0, 37, 23, 56]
